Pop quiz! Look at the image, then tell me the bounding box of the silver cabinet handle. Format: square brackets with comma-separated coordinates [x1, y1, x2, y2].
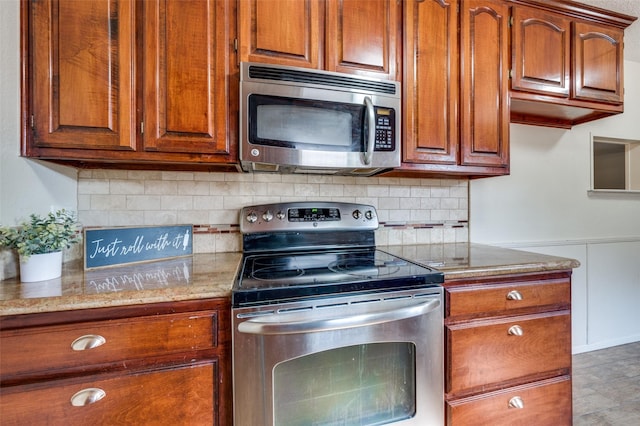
[71, 334, 106, 351]
[508, 396, 524, 409]
[506, 290, 523, 301]
[70, 388, 106, 407]
[238, 299, 440, 335]
[508, 325, 524, 336]
[362, 96, 375, 165]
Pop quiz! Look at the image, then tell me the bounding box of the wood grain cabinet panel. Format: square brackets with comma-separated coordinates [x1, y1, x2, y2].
[460, 0, 510, 169]
[22, 0, 237, 170]
[1, 310, 217, 381]
[0, 363, 217, 426]
[391, 0, 509, 178]
[447, 376, 572, 426]
[447, 311, 571, 394]
[238, 0, 322, 69]
[28, 0, 136, 151]
[0, 299, 231, 425]
[444, 271, 573, 425]
[446, 277, 570, 318]
[573, 21, 624, 104]
[511, 5, 571, 97]
[238, 0, 401, 81]
[508, 1, 635, 128]
[143, 0, 233, 155]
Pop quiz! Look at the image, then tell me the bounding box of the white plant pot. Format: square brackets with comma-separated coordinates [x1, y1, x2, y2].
[19, 251, 63, 283]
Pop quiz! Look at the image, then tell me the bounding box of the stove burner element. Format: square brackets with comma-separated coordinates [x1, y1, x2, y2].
[251, 265, 305, 281]
[328, 255, 403, 278]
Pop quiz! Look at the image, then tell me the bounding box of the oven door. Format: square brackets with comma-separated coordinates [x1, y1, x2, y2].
[232, 288, 444, 426]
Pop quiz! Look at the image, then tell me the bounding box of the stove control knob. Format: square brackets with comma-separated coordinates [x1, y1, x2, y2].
[352, 210, 362, 220]
[276, 211, 286, 220]
[365, 210, 374, 220]
[262, 210, 274, 222]
[246, 212, 258, 223]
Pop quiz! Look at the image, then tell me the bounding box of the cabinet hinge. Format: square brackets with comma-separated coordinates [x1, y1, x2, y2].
[234, 38, 238, 52]
[509, 69, 513, 79]
[30, 115, 35, 129]
[509, 16, 513, 27]
[140, 122, 144, 135]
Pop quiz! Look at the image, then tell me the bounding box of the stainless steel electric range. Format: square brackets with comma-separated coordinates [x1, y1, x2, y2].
[232, 201, 445, 426]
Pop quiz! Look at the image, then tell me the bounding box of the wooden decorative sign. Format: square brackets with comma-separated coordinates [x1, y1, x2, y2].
[84, 225, 193, 270]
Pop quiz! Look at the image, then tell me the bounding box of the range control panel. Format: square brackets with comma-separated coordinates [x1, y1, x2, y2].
[240, 202, 378, 234]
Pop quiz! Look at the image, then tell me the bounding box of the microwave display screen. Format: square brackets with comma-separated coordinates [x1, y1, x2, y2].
[249, 95, 365, 151]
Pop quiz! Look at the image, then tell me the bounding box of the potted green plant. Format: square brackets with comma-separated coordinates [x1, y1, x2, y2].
[0, 210, 81, 282]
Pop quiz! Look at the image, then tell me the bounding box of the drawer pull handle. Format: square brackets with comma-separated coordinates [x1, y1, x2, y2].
[508, 396, 524, 409]
[70, 388, 106, 407]
[506, 290, 523, 301]
[71, 335, 106, 351]
[508, 325, 524, 336]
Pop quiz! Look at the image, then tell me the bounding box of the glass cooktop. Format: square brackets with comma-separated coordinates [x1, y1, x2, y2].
[232, 248, 443, 307]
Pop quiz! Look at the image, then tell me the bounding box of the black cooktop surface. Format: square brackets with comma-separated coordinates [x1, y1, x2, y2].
[232, 247, 443, 307]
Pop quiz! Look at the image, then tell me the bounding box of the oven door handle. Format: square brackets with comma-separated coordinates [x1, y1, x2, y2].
[237, 298, 440, 335]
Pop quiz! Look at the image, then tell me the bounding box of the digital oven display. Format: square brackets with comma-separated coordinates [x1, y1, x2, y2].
[288, 207, 341, 222]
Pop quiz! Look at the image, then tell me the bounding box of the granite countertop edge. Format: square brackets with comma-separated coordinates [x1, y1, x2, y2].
[1, 243, 580, 317]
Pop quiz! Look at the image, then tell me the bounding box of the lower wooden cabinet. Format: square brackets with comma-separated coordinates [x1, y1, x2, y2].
[0, 298, 231, 425]
[447, 376, 572, 426]
[444, 271, 573, 426]
[1, 362, 216, 425]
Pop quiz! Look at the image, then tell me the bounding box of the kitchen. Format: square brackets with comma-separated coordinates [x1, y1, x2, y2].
[1, 0, 639, 425]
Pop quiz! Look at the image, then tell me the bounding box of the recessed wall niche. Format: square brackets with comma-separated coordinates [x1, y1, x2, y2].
[591, 136, 640, 192]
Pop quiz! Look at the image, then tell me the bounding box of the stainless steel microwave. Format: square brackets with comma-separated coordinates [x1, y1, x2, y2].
[239, 62, 401, 176]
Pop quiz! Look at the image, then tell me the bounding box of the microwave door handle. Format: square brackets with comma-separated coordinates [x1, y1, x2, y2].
[363, 96, 375, 165]
[237, 298, 440, 335]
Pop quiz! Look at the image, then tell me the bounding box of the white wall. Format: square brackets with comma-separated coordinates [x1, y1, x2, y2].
[0, 0, 77, 227]
[471, 60, 640, 353]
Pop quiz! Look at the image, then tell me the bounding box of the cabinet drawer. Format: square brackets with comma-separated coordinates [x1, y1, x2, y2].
[447, 311, 571, 394]
[447, 376, 571, 426]
[0, 362, 216, 425]
[1, 310, 217, 379]
[447, 278, 570, 318]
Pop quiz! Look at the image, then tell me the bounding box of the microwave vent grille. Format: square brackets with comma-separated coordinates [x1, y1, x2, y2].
[248, 65, 397, 95]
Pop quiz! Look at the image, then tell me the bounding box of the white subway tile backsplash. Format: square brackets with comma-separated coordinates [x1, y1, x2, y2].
[76, 171, 469, 253]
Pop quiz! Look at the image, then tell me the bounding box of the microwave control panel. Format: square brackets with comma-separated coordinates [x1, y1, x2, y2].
[374, 107, 396, 151]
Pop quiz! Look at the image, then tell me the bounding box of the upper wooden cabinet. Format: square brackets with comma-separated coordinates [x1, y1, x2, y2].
[511, 5, 571, 97]
[509, 0, 636, 128]
[388, 0, 510, 178]
[237, 0, 401, 81]
[22, 0, 237, 170]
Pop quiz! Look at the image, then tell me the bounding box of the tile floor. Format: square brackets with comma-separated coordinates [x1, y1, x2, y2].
[573, 341, 640, 425]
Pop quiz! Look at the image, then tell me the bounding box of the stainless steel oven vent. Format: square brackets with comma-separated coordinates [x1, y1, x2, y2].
[247, 64, 398, 95]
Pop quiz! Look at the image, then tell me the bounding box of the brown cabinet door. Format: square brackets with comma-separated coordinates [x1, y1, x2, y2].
[238, 0, 322, 69]
[447, 311, 571, 394]
[28, 0, 136, 151]
[1, 310, 218, 381]
[573, 21, 624, 104]
[402, 0, 459, 165]
[325, 0, 401, 81]
[447, 376, 572, 426]
[459, 0, 509, 168]
[511, 6, 570, 97]
[143, 0, 233, 155]
[0, 362, 218, 426]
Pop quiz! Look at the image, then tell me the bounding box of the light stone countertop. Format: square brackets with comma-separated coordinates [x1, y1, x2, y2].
[0, 252, 242, 316]
[0, 244, 579, 317]
[381, 243, 580, 279]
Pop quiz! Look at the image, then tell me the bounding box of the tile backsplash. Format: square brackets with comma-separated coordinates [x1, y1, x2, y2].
[78, 170, 469, 253]
[1, 170, 468, 280]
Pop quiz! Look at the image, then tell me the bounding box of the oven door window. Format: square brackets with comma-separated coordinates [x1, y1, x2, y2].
[273, 342, 416, 425]
[248, 94, 366, 152]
